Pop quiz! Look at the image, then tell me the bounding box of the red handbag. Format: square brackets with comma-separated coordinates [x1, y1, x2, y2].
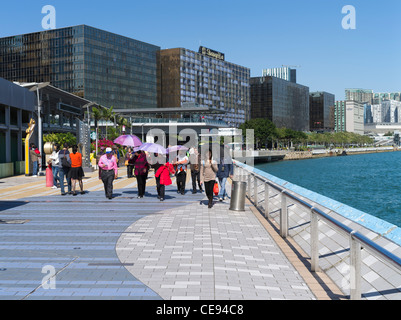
[213, 181, 219, 196]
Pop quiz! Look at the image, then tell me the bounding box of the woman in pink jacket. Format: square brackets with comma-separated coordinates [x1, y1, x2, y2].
[155, 162, 176, 201]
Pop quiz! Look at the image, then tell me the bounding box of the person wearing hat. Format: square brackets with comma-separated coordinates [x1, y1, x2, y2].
[98, 147, 118, 199]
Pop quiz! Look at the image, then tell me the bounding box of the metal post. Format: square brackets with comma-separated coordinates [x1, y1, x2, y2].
[310, 209, 319, 272]
[254, 175, 258, 205]
[36, 87, 43, 175]
[248, 172, 252, 198]
[350, 232, 362, 300]
[264, 183, 269, 219]
[280, 191, 288, 238]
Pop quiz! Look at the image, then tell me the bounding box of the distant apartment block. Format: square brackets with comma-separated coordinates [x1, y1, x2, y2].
[345, 89, 374, 104]
[365, 100, 401, 124]
[346, 89, 401, 105]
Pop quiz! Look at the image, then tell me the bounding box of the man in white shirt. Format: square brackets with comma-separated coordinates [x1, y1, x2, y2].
[49, 143, 60, 189]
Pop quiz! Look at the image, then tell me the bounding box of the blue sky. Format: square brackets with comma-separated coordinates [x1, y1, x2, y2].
[1, 0, 400, 100]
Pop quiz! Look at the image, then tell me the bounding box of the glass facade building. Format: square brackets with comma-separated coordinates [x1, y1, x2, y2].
[250, 76, 310, 132]
[309, 91, 335, 132]
[158, 48, 250, 127]
[0, 25, 160, 109]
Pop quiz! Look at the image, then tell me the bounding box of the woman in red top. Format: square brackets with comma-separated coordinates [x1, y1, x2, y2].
[155, 161, 175, 201]
[68, 145, 85, 196]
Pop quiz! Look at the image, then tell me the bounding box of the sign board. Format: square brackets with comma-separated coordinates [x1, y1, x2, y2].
[199, 46, 225, 61]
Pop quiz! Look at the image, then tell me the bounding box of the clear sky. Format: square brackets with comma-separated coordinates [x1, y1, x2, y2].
[1, 0, 400, 100]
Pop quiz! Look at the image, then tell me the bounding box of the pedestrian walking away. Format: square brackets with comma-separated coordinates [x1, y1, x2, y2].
[49, 143, 60, 189]
[132, 150, 149, 198]
[174, 150, 189, 195]
[216, 155, 234, 201]
[68, 145, 85, 196]
[200, 150, 218, 208]
[98, 147, 118, 199]
[189, 147, 203, 194]
[58, 143, 72, 196]
[155, 159, 176, 202]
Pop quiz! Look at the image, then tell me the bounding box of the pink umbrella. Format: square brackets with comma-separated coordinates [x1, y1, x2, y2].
[114, 135, 142, 147]
[138, 143, 168, 154]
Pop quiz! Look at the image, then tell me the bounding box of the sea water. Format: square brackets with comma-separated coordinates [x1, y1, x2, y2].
[256, 151, 401, 227]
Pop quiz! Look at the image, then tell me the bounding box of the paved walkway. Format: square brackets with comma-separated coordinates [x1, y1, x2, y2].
[0, 169, 343, 300]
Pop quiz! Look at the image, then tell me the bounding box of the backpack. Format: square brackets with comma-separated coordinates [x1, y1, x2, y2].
[62, 151, 71, 168]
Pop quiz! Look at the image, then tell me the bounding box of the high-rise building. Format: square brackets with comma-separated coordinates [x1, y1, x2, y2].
[0, 25, 160, 109]
[335, 100, 364, 134]
[345, 89, 374, 104]
[262, 67, 297, 83]
[373, 92, 401, 104]
[309, 91, 335, 132]
[250, 76, 310, 132]
[157, 47, 251, 127]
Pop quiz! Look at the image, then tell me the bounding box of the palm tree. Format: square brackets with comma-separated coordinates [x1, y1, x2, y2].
[101, 106, 115, 139]
[116, 115, 129, 134]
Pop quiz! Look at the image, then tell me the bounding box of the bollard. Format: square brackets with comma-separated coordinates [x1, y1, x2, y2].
[230, 181, 247, 212]
[46, 166, 53, 187]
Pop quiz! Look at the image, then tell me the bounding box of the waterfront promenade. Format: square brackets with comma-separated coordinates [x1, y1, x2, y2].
[0, 168, 347, 300]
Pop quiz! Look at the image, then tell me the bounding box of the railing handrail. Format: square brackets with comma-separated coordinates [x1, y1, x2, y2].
[234, 160, 401, 299]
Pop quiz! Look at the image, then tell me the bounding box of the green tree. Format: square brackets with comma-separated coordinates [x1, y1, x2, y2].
[239, 118, 277, 149]
[101, 106, 115, 139]
[43, 132, 77, 147]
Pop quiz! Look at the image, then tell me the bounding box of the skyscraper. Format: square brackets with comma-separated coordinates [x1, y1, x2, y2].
[250, 76, 310, 132]
[0, 25, 160, 109]
[262, 67, 297, 83]
[309, 92, 335, 132]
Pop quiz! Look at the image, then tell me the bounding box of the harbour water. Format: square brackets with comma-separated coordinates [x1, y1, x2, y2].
[256, 151, 401, 228]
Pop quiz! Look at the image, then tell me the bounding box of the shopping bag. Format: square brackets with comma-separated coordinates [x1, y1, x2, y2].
[214, 181, 219, 196]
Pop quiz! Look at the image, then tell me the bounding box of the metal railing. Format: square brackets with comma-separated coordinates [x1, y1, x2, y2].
[234, 161, 401, 300]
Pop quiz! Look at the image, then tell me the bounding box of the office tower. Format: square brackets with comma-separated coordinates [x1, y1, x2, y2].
[309, 92, 335, 132]
[0, 25, 160, 109]
[250, 76, 310, 132]
[158, 47, 251, 127]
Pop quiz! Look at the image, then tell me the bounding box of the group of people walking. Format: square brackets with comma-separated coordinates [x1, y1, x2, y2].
[48, 143, 233, 208]
[49, 143, 85, 196]
[106, 146, 233, 208]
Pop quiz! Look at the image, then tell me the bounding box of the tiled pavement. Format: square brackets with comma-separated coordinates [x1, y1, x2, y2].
[0, 169, 343, 300]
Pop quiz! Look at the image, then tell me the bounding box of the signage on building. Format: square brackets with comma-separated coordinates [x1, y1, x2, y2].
[58, 102, 81, 115]
[199, 46, 225, 61]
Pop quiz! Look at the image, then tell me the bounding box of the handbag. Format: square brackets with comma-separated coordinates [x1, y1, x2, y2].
[62, 151, 71, 168]
[214, 181, 219, 196]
